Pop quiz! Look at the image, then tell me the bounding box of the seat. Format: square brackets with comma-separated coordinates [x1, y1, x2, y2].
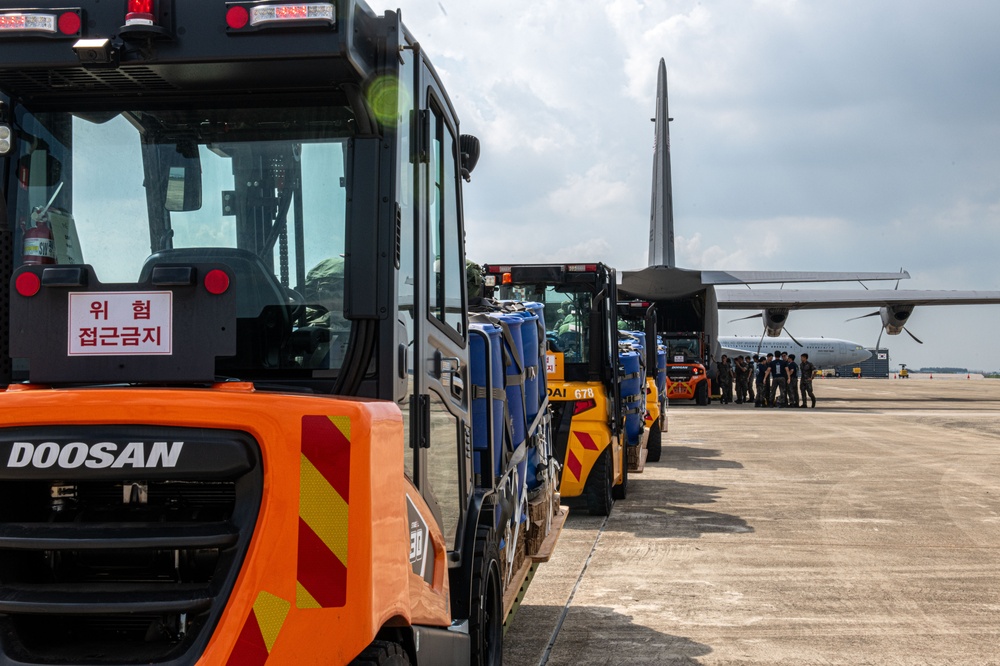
[139, 247, 292, 371]
[140, 247, 288, 319]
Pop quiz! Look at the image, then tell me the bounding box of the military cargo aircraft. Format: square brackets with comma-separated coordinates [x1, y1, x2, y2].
[621, 59, 1000, 356]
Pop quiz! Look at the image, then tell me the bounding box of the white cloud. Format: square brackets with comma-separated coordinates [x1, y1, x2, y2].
[392, 0, 1000, 370]
[546, 164, 633, 218]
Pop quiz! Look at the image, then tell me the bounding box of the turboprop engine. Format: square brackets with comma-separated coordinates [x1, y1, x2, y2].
[847, 304, 922, 347]
[879, 304, 914, 335]
[762, 308, 790, 337]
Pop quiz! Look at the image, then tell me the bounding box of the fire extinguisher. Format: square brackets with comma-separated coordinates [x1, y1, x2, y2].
[22, 182, 62, 265]
[22, 213, 56, 265]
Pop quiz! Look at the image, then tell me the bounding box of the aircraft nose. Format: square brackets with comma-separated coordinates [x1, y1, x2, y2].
[860, 349, 872, 362]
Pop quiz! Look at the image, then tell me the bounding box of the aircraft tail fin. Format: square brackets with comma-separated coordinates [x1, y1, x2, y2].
[648, 58, 676, 268]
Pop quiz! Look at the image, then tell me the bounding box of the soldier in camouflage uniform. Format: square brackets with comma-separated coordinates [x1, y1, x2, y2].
[303, 257, 350, 367]
[799, 352, 817, 408]
[466, 259, 485, 302]
[744, 356, 756, 404]
[717, 355, 733, 404]
[734, 355, 747, 404]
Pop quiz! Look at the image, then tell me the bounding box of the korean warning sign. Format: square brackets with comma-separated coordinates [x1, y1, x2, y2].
[68, 292, 172, 356]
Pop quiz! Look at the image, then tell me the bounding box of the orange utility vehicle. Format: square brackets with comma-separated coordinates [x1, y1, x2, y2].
[661, 331, 712, 405]
[0, 2, 563, 665]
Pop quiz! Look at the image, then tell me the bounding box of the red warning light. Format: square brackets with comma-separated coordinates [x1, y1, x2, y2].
[204, 269, 231, 295]
[15, 272, 41, 298]
[125, 0, 155, 26]
[57, 11, 81, 35]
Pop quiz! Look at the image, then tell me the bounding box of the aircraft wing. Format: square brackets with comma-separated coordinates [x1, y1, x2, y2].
[702, 270, 909, 285]
[716, 289, 1000, 310]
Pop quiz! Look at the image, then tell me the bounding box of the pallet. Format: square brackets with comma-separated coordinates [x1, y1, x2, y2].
[627, 438, 649, 473]
[531, 505, 568, 563]
[502, 505, 569, 632]
[503, 558, 536, 628]
[627, 425, 650, 473]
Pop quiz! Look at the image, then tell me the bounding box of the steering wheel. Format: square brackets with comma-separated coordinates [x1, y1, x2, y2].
[284, 287, 308, 321]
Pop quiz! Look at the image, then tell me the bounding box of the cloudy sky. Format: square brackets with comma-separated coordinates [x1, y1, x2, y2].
[391, 0, 1000, 371]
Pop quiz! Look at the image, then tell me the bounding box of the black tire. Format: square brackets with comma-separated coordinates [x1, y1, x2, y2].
[612, 442, 628, 500]
[350, 640, 411, 666]
[646, 422, 662, 462]
[585, 446, 615, 516]
[695, 382, 709, 406]
[470, 525, 503, 666]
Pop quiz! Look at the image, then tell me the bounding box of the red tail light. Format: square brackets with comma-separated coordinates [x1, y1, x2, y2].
[203, 270, 231, 295]
[225, 2, 336, 31]
[58, 11, 81, 34]
[0, 9, 82, 37]
[15, 273, 41, 298]
[573, 399, 596, 415]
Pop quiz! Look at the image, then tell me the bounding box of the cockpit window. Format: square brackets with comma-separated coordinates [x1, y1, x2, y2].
[498, 283, 592, 364]
[9, 103, 355, 381]
[668, 338, 700, 361]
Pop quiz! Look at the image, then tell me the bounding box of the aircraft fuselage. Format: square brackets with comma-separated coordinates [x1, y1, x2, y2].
[719, 336, 871, 369]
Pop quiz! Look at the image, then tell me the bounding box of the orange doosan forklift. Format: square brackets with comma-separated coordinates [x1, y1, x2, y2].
[0, 2, 564, 664]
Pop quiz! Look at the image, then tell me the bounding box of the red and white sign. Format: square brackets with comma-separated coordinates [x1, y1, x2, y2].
[68, 292, 172, 356]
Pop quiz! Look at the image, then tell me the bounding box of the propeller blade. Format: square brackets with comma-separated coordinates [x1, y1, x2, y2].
[875, 326, 883, 350]
[904, 327, 923, 344]
[756, 330, 766, 354]
[846, 311, 880, 323]
[728, 313, 763, 324]
[785, 328, 804, 347]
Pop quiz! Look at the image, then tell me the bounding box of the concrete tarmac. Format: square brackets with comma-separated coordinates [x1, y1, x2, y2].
[504, 378, 1000, 665]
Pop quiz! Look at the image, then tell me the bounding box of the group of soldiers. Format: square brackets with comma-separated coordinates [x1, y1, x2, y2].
[714, 352, 818, 408]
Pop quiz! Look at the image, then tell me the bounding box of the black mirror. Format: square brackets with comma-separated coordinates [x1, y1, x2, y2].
[161, 142, 202, 212]
[459, 134, 480, 181]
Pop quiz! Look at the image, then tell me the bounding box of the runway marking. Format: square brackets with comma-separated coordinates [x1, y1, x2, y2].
[537, 514, 610, 666]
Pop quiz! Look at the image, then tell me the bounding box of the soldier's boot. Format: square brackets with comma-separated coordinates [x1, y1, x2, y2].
[811, 396, 816, 408]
